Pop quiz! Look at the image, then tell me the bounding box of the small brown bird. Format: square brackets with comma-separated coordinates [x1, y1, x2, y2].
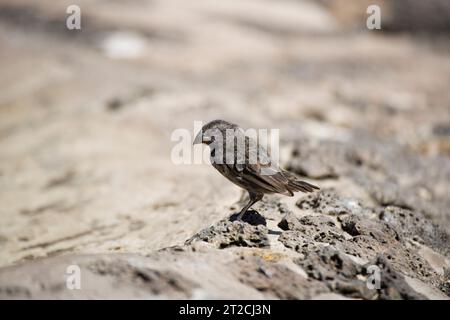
[193, 120, 319, 220]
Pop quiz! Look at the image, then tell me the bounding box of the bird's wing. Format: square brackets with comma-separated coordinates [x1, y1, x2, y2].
[240, 138, 293, 195]
[212, 126, 318, 195]
[224, 132, 290, 195]
[242, 161, 293, 195]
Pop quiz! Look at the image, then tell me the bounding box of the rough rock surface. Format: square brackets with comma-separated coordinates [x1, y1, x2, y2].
[0, 0, 449, 300]
[185, 216, 270, 249]
[1, 197, 449, 299]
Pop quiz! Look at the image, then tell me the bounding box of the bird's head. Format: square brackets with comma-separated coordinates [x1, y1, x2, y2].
[193, 120, 238, 145]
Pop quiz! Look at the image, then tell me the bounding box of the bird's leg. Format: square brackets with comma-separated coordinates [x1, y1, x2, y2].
[236, 192, 263, 221]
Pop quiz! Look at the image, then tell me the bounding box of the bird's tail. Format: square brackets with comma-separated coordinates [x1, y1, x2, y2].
[282, 170, 320, 193]
[287, 179, 319, 193]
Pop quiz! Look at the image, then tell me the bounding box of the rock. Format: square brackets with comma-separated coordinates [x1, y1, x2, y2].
[295, 246, 376, 299]
[278, 230, 321, 255]
[0, 249, 311, 300]
[234, 256, 329, 299]
[287, 135, 450, 232]
[373, 256, 427, 300]
[379, 206, 450, 257]
[417, 245, 450, 276]
[276, 208, 445, 297]
[278, 215, 348, 248]
[0, 254, 198, 299]
[297, 188, 367, 216]
[311, 292, 356, 300]
[185, 218, 270, 249]
[339, 214, 400, 244]
[404, 276, 450, 300]
[320, 0, 450, 32]
[0, 205, 448, 299]
[440, 269, 450, 296]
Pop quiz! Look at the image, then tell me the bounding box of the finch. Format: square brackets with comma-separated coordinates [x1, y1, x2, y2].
[193, 120, 319, 221]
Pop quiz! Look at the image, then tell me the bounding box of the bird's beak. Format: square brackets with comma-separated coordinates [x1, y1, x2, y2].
[193, 130, 203, 145]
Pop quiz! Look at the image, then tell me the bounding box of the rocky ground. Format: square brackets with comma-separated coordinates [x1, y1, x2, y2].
[0, 0, 449, 299]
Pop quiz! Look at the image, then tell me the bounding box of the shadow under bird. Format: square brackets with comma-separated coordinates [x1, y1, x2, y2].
[193, 120, 319, 221]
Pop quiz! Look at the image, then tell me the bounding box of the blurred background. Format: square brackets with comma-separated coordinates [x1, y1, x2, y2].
[0, 0, 449, 268]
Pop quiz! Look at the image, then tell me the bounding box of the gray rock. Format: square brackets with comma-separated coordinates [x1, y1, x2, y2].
[0, 254, 199, 299]
[339, 214, 400, 244]
[295, 246, 376, 299]
[297, 188, 366, 216]
[185, 218, 270, 249]
[278, 215, 347, 246]
[379, 206, 450, 257]
[372, 256, 427, 300]
[233, 256, 329, 299]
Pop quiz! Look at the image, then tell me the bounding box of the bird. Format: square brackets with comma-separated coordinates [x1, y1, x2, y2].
[193, 119, 319, 221]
